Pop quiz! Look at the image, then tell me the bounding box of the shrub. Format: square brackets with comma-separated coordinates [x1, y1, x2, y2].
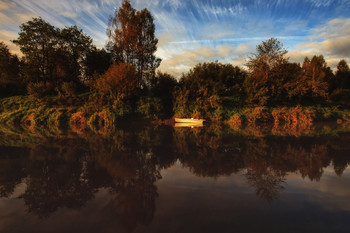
[61, 81, 76, 96]
[271, 107, 288, 126]
[95, 63, 138, 98]
[88, 109, 116, 133]
[227, 114, 243, 129]
[330, 89, 350, 106]
[288, 106, 315, 127]
[70, 112, 87, 134]
[24, 113, 36, 132]
[244, 107, 271, 125]
[27, 81, 52, 99]
[137, 96, 163, 119]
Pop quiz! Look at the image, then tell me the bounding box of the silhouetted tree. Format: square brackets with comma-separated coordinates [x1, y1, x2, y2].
[0, 42, 22, 96]
[151, 72, 177, 117]
[335, 59, 350, 90]
[84, 48, 112, 82]
[13, 17, 94, 96]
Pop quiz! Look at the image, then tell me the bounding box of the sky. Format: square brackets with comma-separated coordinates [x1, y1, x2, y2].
[1, 0, 350, 77]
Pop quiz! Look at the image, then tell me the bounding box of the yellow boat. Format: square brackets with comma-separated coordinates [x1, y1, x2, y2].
[174, 118, 204, 125]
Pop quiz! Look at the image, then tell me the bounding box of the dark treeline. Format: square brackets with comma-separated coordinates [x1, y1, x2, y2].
[1, 0, 350, 121]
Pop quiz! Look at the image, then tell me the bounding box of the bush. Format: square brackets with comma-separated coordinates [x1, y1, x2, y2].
[244, 107, 271, 125]
[95, 63, 138, 98]
[88, 109, 116, 133]
[27, 81, 52, 99]
[61, 81, 76, 96]
[137, 96, 163, 119]
[227, 113, 243, 129]
[330, 89, 350, 106]
[70, 112, 87, 134]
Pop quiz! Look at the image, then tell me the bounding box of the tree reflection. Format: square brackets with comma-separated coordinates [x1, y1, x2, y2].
[0, 124, 349, 229]
[0, 147, 28, 197]
[245, 168, 286, 202]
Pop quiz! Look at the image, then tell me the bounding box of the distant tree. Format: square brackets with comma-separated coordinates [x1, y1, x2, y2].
[174, 62, 246, 117]
[107, 0, 161, 88]
[335, 59, 350, 89]
[244, 38, 288, 105]
[0, 42, 22, 96]
[95, 63, 138, 98]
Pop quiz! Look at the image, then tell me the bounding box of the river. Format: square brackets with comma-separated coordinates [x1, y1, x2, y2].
[0, 123, 350, 232]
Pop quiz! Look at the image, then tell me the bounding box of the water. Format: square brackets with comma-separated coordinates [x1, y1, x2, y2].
[0, 124, 350, 233]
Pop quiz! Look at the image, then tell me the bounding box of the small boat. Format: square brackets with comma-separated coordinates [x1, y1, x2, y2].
[174, 122, 204, 128]
[174, 118, 204, 125]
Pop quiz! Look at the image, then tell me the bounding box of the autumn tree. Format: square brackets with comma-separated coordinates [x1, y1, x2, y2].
[244, 38, 289, 105]
[286, 56, 333, 102]
[107, 0, 160, 88]
[95, 63, 138, 98]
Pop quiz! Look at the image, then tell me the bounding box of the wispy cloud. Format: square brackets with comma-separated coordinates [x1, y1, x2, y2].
[1, 0, 350, 74]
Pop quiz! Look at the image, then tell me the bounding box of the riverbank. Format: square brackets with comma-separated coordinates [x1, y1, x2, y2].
[1, 95, 350, 135]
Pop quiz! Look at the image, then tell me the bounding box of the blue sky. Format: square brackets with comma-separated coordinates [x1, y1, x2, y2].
[1, 0, 350, 76]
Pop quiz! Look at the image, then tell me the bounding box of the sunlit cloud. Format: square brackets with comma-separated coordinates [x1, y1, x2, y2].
[0, 30, 20, 55]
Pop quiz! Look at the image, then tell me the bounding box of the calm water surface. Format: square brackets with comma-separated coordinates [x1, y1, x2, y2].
[0, 124, 350, 233]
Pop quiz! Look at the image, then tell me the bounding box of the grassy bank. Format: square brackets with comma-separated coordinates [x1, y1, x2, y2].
[0, 94, 165, 134]
[1, 95, 350, 134]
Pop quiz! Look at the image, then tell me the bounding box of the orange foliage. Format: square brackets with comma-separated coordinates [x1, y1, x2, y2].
[227, 114, 242, 129]
[95, 63, 137, 98]
[24, 113, 36, 132]
[70, 112, 87, 134]
[244, 107, 271, 125]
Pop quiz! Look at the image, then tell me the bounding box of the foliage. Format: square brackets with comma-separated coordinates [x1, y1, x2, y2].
[13, 17, 93, 93]
[27, 81, 53, 99]
[107, 0, 161, 87]
[335, 59, 350, 90]
[329, 89, 350, 106]
[285, 56, 333, 102]
[60, 81, 76, 96]
[0, 42, 22, 96]
[151, 72, 177, 117]
[84, 48, 112, 82]
[136, 96, 163, 119]
[244, 107, 272, 125]
[70, 112, 87, 134]
[95, 63, 138, 98]
[174, 62, 246, 117]
[244, 38, 289, 105]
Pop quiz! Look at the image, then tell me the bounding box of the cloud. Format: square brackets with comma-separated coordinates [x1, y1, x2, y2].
[0, 30, 21, 55]
[158, 43, 253, 77]
[292, 18, 350, 69]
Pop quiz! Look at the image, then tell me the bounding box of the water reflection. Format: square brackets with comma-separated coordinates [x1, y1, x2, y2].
[0, 124, 350, 232]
